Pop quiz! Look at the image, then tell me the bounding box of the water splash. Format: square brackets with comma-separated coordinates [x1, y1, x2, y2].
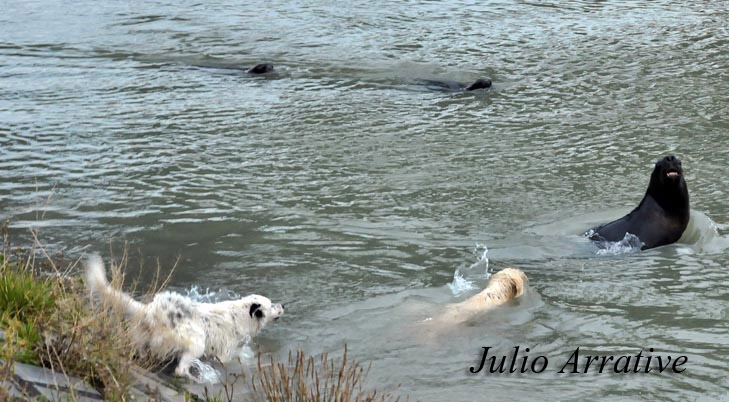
[678, 210, 729, 254]
[237, 335, 255, 361]
[191, 359, 222, 384]
[448, 272, 477, 295]
[185, 286, 238, 303]
[594, 232, 644, 256]
[448, 244, 490, 295]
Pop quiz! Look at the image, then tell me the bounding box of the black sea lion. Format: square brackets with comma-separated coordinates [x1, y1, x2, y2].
[586, 155, 690, 250]
[247, 63, 274, 74]
[415, 78, 492, 92]
[464, 78, 492, 91]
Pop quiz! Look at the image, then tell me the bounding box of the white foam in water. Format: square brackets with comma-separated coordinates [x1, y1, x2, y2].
[595, 232, 644, 256]
[237, 335, 255, 361]
[185, 286, 239, 303]
[678, 210, 729, 254]
[191, 359, 222, 384]
[448, 244, 491, 295]
[448, 272, 477, 295]
[186, 286, 215, 302]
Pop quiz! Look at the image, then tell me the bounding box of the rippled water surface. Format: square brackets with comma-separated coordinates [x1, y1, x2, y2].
[2, 1, 729, 400]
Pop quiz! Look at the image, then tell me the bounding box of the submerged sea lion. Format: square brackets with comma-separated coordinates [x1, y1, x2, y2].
[416, 77, 492, 92]
[191, 62, 275, 76]
[464, 78, 492, 91]
[586, 155, 690, 250]
[247, 63, 274, 74]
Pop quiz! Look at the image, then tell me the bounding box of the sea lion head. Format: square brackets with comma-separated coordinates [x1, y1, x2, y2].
[650, 155, 684, 187]
[647, 155, 689, 211]
[465, 78, 492, 91]
[247, 63, 274, 74]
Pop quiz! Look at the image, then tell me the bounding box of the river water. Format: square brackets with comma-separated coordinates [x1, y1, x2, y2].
[2, 1, 729, 400]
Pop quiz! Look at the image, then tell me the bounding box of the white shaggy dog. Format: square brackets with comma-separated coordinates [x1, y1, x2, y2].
[430, 268, 529, 326]
[85, 255, 284, 382]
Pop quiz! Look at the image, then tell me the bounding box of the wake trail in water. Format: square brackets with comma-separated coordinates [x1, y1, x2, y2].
[678, 210, 729, 254]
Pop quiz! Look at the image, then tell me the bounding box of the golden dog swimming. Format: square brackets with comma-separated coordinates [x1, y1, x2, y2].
[429, 268, 529, 326]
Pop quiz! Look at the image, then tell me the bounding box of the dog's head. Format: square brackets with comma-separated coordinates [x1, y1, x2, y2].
[241, 294, 284, 333]
[485, 268, 529, 302]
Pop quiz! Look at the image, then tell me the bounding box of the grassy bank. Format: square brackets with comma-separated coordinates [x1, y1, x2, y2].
[0, 223, 141, 400]
[0, 223, 409, 402]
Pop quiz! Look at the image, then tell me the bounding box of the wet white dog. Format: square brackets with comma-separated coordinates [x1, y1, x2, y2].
[85, 255, 284, 382]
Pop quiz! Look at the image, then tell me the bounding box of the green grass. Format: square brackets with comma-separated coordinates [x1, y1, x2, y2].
[0, 257, 55, 364]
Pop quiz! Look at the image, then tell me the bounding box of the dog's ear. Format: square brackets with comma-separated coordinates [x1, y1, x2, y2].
[249, 303, 264, 319]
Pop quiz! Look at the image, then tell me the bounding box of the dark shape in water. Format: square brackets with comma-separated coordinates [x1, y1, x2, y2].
[416, 78, 492, 92]
[586, 155, 690, 250]
[464, 78, 492, 91]
[247, 63, 275, 74]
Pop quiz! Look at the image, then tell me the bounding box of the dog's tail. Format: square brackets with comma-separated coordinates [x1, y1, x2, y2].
[85, 254, 145, 317]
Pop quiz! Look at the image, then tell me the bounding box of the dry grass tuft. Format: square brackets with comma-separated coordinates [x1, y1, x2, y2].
[250, 346, 404, 402]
